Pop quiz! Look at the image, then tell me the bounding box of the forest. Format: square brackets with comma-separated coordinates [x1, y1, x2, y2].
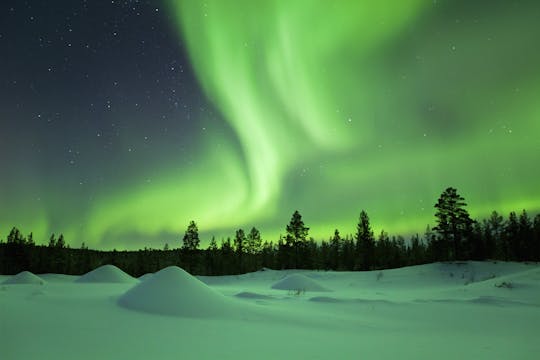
[1, 187, 539, 276]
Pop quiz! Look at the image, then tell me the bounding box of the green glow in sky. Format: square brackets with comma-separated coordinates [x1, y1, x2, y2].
[2, 0, 539, 249]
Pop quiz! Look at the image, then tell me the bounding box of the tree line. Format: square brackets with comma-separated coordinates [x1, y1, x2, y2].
[1, 187, 539, 276]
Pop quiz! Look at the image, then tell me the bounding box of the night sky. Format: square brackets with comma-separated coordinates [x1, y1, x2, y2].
[1, 0, 539, 250]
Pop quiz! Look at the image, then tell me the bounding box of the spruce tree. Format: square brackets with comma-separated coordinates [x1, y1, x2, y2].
[182, 221, 200, 250]
[234, 229, 246, 273]
[355, 210, 375, 270]
[487, 211, 504, 259]
[433, 187, 473, 260]
[518, 210, 533, 261]
[56, 234, 66, 248]
[285, 210, 309, 268]
[234, 229, 246, 254]
[48, 234, 57, 247]
[329, 229, 341, 270]
[246, 227, 262, 255]
[505, 212, 519, 261]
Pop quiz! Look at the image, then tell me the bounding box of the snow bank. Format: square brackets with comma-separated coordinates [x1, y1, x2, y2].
[138, 273, 154, 281]
[271, 273, 331, 292]
[76, 265, 137, 284]
[118, 266, 235, 317]
[2, 271, 46, 285]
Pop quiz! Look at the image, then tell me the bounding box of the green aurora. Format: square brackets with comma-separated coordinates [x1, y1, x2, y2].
[1, 0, 539, 249]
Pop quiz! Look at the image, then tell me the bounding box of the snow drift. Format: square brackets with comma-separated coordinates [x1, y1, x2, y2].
[76, 265, 137, 284]
[2, 271, 46, 285]
[138, 273, 154, 281]
[118, 266, 236, 317]
[271, 273, 331, 292]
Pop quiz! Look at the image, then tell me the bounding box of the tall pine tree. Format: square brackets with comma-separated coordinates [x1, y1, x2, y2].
[285, 210, 309, 268]
[433, 187, 473, 260]
[355, 210, 375, 270]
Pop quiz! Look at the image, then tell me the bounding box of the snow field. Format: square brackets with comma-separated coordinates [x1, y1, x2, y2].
[0, 261, 539, 359]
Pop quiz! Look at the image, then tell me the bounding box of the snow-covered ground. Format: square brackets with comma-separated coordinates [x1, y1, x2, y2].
[1, 261, 539, 359]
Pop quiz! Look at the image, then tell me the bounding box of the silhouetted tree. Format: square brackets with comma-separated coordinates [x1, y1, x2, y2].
[375, 230, 391, 269]
[433, 187, 473, 260]
[329, 229, 342, 270]
[181, 220, 200, 273]
[518, 210, 533, 261]
[408, 234, 427, 265]
[182, 221, 200, 251]
[246, 227, 262, 270]
[355, 210, 375, 270]
[234, 228, 246, 273]
[504, 211, 520, 261]
[285, 210, 309, 268]
[487, 211, 505, 259]
[56, 234, 66, 248]
[246, 227, 262, 255]
[48, 234, 57, 248]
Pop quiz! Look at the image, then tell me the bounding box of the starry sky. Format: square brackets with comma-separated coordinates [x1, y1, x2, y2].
[1, 0, 539, 250]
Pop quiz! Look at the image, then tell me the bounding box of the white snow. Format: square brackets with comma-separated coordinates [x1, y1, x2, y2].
[271, 273, 331, 292]
[118, 266, 241, 317]
[2, 271, 45, 285]
[137, 273, 154, 281]
[1, 261, 539, 359]
[76, 264, 138, 283]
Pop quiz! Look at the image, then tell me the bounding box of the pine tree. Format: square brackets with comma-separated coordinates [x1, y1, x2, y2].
[433, 187, 473, 260]
[504, 212, 519, 261]
[234, 229, 246, 273]
[409, 234, 426, 265]
[48, 234, 57, 248]
[487, 211, 505, 259]
[375, 230, 391, 268]
[285, 210, 309, 268]
[56, 234, 66, 248]
[246, 227, 262, 255]
[208, 236, 218, 251]
[355, 210, 375, 270]
[329, 229, 341, 270]
[517, 210, 533, 261]
[182, 221, 200, 250]
[234, 229, 246, 254]
[27, 232, 35, 246]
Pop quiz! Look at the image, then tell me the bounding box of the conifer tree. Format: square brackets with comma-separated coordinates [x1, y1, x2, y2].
[48, 234, 57, 247]
[433, 187, 473, 260]
[355, 210, 375, 270]
[27, 232, 34, 246]
[56, 234, 66, 248]
[246, 227, 262, 255]
[182, 221, 200, 250]
[518, 210, 533, 261]
[234, 229, 246, 254]
[285, 210, 309, 268]
[329, 229, 341, 270]
[234, 229, 246, 272]
[505, 212, 519, 261]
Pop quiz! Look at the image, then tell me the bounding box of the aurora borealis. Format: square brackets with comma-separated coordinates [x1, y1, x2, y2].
[1, 0, 539, 249]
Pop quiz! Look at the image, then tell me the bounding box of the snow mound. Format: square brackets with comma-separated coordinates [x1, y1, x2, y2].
[118, 266, 234, 317]
[2, 271, 46, 285]
[76, 265, 137, 283]
[138, 273, 154, 281]
[271, 273, 331, 292]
